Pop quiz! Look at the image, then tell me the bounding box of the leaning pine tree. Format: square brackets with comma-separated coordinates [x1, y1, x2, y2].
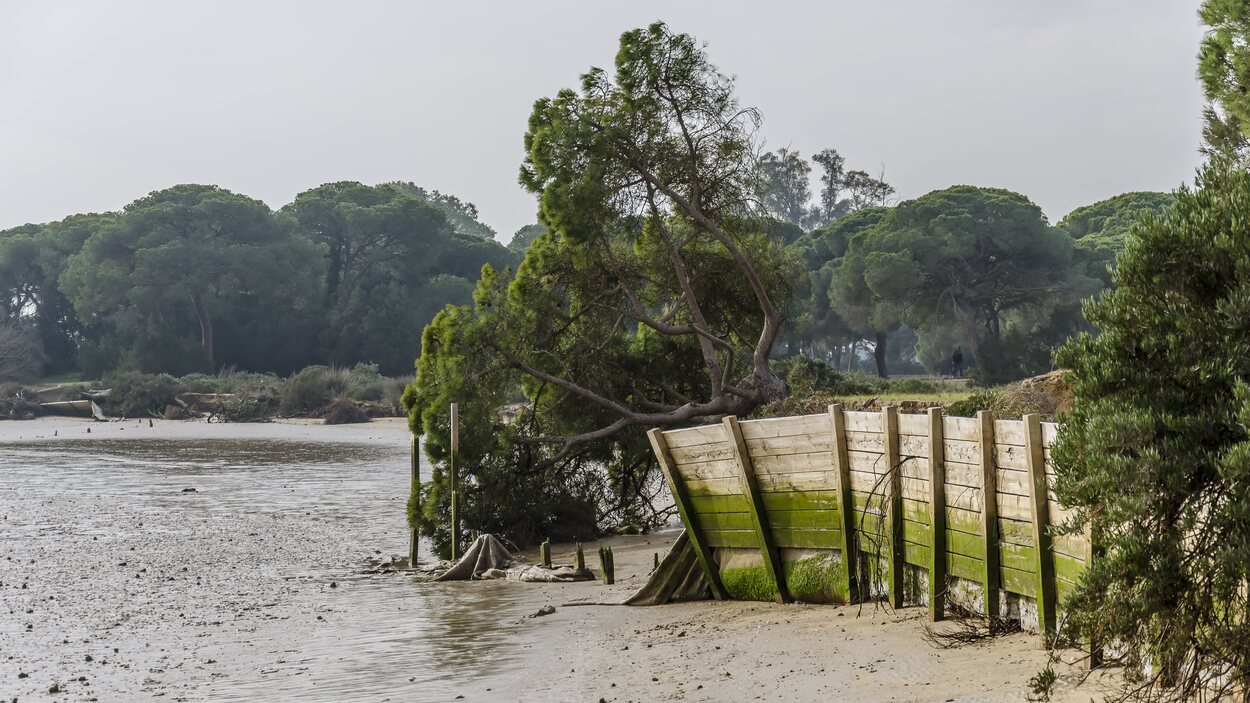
[1053, 163, 1250, 701]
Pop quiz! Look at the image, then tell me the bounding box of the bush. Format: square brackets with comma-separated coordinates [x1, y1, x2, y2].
[323, 397, 370, 425]
[215, 395, 273, 423]
[278, 366, 334, 416]
[1052, 164, 1250, 700]
[104, 372, 179, 417]
[176, 373, 220, 394]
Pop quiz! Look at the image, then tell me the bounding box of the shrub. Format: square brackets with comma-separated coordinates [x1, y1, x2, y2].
[215, 395, 273, 423]
[1052, 164, 1250, 700]
[278, 366, 334, 416]
[104, 372, 179, 417]
[176, 373, 220, 394]
[323, 397, 369, 425]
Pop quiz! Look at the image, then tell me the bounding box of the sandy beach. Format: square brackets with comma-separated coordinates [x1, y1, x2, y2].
[1, 417, 1111, 702]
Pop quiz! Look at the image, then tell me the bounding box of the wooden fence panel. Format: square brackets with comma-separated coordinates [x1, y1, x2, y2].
[654, 409, 1089, 644]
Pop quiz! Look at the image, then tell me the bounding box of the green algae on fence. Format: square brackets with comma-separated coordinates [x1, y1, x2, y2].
[652, 406, 1089, 644]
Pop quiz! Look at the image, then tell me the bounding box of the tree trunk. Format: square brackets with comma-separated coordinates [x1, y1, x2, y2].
[873, 330, 889, 378]
[191, 291, 214, 369]
[954, 300, 987, 380]
[847, 341, 858, 372]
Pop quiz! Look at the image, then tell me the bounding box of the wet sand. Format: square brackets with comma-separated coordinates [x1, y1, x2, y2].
[1, 418, 1111, 702]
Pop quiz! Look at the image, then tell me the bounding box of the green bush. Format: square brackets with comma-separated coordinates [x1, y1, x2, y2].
[176, 373, 220, 394]
[104, 372, 179, 417]
[1052, 164, 1250, 699]
[278, 366, 334, 416]
[888, 377, 941, 394]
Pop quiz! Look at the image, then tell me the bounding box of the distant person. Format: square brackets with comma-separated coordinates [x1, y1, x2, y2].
[951, 346, 964, 377]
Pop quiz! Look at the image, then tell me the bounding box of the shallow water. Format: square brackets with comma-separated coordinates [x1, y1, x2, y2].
[0, 433, 535, 701]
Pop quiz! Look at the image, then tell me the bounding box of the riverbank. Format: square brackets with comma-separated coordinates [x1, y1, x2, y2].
[1, 418, 1110, 702]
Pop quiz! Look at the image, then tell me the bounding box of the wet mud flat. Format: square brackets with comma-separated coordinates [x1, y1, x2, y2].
[0, 420, 538, 702]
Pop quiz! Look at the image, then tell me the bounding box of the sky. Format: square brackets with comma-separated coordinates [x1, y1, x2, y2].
[1, 0, 1207, 241]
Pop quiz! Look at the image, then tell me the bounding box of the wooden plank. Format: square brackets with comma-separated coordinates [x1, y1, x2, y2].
[766, 509, 840, 529]
[738, 413, 829, 440]
[689, 494, 750, 514]
[897, 412, 929, 437]
[946, 505, 983, 535]
[1054, 553, 1087, 585]
[995, 467, 1031, 497]
[1024, 413, 1057, 642]
[772, 528, 842, 549]
[899, 456, 929, 480]
[829, 404, 858, 602]
[902, 497, 931, 524]
[723, 416, 789, 604]
[947, 552, 983, 583]
[898, 433, 930, 458]
[900, 472, 928, 500]
[684, 476, 741, 496]
[943, 415, 981, 442]
[752, 451, 833, 475]
[994, 420, 1026, 447]
[903, 540, 930, 567]
[902, 519, 930, 546]
[1052, 532, 1087, 561]
[847, 449, 889, 474]
[1001, 565, 1038, 598]
[668, 441, 735, 465]
[698, 511, 754, 530]
[848, 469, 886, 494]
[943, 438, 983, 465]
[663, 425, 725, 448]
[998, 517, 1036, 547]
[843, 410, 881, 433]
[927, 407, 947, 622]
[758, 470, 839, 493]
[702, 529, 759, 548]
[994, 443, 1029, 470]
[978, 411, 1001, 628]
[756, 490, 840, 512]
[845, 430, 886, 454]
[674, 458, 738, 481]
[1041, 422, 1059, 447]
[883, 406, 904, 608]
[649, 428, 727, 599]
[744, 432, 832, 457]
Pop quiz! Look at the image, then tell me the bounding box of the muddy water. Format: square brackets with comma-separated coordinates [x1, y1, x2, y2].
[0, 428, 535, 701]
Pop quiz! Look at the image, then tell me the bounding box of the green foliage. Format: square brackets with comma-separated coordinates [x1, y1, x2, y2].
[1059, 192, 1175, 285]
[214, 394, 273, 423]
[278, 366, 337, 416]
[1053, 164, 1250, 701]
[783, 554, 842, 603]
[284, 182, 516, 375]
[1200, 0, 1250, 157]
[59, 185, 323, 375]
[104, 371, 180, 417]
[837, 186, 1094, 383]
[323, 397, 370, 425]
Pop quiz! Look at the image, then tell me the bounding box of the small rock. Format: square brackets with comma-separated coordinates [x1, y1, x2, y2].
[85, 655, 93, 662]
[49, 683, 60, 693]
[329, 582, 337, 588]
[17, 672, 27, 678]
[529, 605, 556, 618]
[181, 488, 197, 493]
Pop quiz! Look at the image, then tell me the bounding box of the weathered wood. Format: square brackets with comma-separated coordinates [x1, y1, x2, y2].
[663, 424, 726, 448]
[843, 410, 881, 433]
[897, 412, 929, 437]
[943, 415, 981, 442]
[723, 416, 790, 604]
[738, 413, 830, 439]
[1024, 414, 1057, 643]
[540, 539, 551, 568]
[993, 420, 1027, 447]
[927, 407, 947, 622]
[883, 405, 904, 608]
[978, 410, 1001, 626]
[752, 451, 834, 475]
[575, 542, 585, 572]
[668, 441, 735, 465]
[649, 428, 727, 599]
[829, 404, 858, 601]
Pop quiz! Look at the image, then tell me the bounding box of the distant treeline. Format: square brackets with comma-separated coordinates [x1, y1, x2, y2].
[0, 172, 1174, 387]
[0, 182, 535, 380]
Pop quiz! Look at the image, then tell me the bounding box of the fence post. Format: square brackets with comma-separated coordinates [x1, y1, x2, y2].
[723, 416, 789, 604]
[828, 404, 858, 602]
[978, 410, 1000, 629]
[1024, 414, 1056, 644]
[927, 407, 947, 621]
[409, 436, 420, 568]
[449, 402, 459, 562]
[1085, 519, 1103, 669]
[648, 428, 728, 600]
[883, 405, 904, 608]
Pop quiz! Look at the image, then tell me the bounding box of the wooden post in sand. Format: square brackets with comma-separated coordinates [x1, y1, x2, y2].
[409, 435, 420, 568]
[450, 402, 460, 562]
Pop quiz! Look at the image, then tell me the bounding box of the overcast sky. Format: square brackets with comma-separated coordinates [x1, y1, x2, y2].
[1, 0, 1207, 240]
